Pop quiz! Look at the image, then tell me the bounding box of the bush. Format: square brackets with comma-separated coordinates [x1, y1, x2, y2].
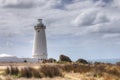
[60, 63, 90, 73]
[107, 67, 120, 76]
[24, 60, 27, 63]
[5, 67, 10, 75]
[59, 54, 72, 62]
[40, 65, 62, 78]
[116, 62, 120, 66]
[76, 58, 88, 64]
[11, 67, 19, 75]
[48, 58, 56, 63]
[31, 68, 41, 78]
[5, 66, 19, 76]
[19, 67, 41, 78]
[5, 65, 62, 78]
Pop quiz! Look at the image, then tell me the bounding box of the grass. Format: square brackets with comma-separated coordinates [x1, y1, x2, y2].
[3, 62, 120, 80]
[59, 63, 91, 73]
[5, 66, 19, 76]
[20, 67, 33, 78]
[5, 65, 62, 78]
[40, 65, 62, 78]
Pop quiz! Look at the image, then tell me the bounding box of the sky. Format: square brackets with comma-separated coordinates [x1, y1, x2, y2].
[0, 0, 120, 60]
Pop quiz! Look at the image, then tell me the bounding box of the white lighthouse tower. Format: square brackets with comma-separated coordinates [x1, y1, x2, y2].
[32, 19, 47, 59]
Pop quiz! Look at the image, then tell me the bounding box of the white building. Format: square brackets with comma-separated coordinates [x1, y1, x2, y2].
[0, 54, 20, 62]
[0, 54, 39, 62]
[32, 19, 48, 59]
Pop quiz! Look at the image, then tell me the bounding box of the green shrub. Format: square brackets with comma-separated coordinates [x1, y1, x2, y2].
[59, 54, 72, 62]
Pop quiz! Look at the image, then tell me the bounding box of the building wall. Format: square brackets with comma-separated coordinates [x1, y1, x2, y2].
[32, 28, 47, 59]
[0, 57, 39, 63]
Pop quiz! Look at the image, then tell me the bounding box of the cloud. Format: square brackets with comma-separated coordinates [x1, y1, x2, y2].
[0, 0, 120, 38]
[94, 20, 120, 34]
[73, 9, 98, 26]
[0, 0, 73, 9]
[94, 0, 113, 7]
[93, 13, 109, 24]
[0, 0, 37, 8]
[73, 9, 110, 27]
[0, 0, 120, 39]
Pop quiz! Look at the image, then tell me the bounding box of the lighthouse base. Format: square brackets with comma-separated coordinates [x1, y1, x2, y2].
[32, 54, 47, 60]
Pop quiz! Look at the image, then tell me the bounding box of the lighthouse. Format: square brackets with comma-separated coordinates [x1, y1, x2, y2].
[32, 19, 47, 59]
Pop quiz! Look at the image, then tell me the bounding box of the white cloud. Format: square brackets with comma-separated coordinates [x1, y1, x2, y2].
[73, 9, 98, 27]
[73, 9, 110, 27]
[94, 0, 113, 7]
[93, 13, 109, 24]
[80, 19, 120, 36]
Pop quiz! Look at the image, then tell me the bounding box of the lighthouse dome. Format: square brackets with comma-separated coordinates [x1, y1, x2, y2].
[37, 19, 44, 26]
[34, 19, 46, 30]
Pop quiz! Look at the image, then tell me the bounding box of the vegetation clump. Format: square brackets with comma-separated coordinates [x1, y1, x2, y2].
[59, 54, 72, 62]
[20, 67, 33, 78]
[116, 62, 120, 66]
[48, 58, 56, 63]
[40, 65, 62, 78]
[5, 65, 62, 78]
[76, 58, 89, 64]
[5, 66, 19, 76]
[23, 60, 27, 63]
[60, 63, 91, 73]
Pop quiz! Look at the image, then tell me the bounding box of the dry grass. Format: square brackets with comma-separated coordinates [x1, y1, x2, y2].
[40, 65, 62, 78]
[5, 65, 62, 78]
[1, 62, 120, 80]
[5, 66, 19, 75]
[58, 63, 91, 73]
